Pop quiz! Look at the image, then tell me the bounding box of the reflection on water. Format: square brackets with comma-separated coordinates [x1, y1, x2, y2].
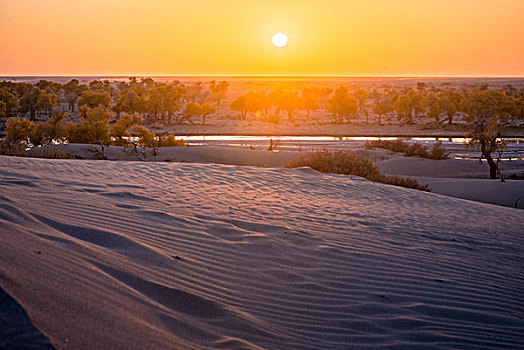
[181, 135, 524, 160]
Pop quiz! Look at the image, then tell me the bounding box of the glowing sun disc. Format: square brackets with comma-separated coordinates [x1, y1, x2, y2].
[272, 33, 288, 48]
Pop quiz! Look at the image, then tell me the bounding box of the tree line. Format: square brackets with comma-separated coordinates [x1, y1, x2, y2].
[229, 83, 523, 126]
[1, 78, 524, 178]
[0, 78, 227, 125]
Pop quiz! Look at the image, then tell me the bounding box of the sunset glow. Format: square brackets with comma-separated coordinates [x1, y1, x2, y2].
[1, 0, 523, 76]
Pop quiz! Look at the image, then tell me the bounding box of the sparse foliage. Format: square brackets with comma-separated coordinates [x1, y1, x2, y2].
[286, 150, 429, 191]
[327, 87, 358, 124]
[463, 90, 513, 178]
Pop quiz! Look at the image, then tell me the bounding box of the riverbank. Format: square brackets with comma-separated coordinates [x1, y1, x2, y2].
[155, 120, 524, 138]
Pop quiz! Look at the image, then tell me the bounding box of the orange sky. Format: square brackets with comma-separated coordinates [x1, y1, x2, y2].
[1, 0, 523, 76]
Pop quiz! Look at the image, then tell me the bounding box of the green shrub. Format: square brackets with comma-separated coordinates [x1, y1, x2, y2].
[160, 135, 186, 147]
[0, 117, 35, 156]
[67, 106, 110, 146]
[286, 150, 430, 192]
[131, 125, 156, 148]
[428, 141, 450, 160]
[404, 143, 428, 158]
[373, 174, 430, 191]
[364, 139, 449, 160]
[286, 150, 382, 179]
[365, 139, 409, 153]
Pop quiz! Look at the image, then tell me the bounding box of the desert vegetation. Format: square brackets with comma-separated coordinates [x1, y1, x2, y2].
[286, 150, 430, 191]
[364, 140, 450, 160]
[2, 78, 523, 130]
[1, 78, 523, 176]
[0, 108, 185, 157]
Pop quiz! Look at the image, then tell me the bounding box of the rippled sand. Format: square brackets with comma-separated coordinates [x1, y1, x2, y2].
[1, 156, 523, 349]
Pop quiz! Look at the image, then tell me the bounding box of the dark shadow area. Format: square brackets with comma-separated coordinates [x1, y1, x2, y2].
[0, 286, 55, 350]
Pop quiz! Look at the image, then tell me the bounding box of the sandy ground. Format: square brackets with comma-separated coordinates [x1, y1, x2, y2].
[156, 117, 524, 138]
[374, 154, 524, 209]
[1, 155, 523, 350]
[28, 144, 303, 168]
[27, 144, 524, 209]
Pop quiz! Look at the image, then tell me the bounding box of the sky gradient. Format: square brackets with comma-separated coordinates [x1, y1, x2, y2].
[1, 0, 523, 76]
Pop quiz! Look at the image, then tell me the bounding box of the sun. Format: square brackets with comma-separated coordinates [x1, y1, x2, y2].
[272, 33, 288, 48]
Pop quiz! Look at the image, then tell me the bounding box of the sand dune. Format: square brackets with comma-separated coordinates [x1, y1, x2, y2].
[374, 156, 524, 209]
[1, 155, 523, 349]
[27, 144, 302, 168]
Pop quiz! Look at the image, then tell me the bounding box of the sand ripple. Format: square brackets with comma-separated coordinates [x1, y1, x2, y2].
[0, 156, 523, 350]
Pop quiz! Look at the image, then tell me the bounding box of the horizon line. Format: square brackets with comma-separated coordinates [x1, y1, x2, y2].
[2, 74, 524, 79]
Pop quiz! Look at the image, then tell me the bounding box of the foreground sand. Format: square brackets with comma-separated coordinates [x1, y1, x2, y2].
[1, 156, 523, 349]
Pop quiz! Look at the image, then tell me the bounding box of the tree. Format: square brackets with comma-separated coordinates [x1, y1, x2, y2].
[394, 89, 424, 124]
[327, 87, 358, 124]
[372, 101, 394, 125]
[425, 93, 443, 123]
[62, 79, 87, 112]
[36, 80, 62, 95]
[88, 80, 111, 92]
[440, 90, 463, 125]
[131, 125, 159, 155]
[247, 91, 272, 118]
[300, 88, 319, 120]
[463, 90, 513, 179]
[18, 87, 59, 119]
[185, 82, 209, 103]
[394, 94, 413, 124]
[19, 87, 46, 120]
[181, 102, 201, 124]
[146, 83, 185, 125]
[278, 91, 300, 122]
[113, 88, 147, 115]
[416, 82, 426, 92]
[0, 117, 35, 155]
[354, 89, 369, 123]
[0, 88, 18, 118]
[30, 111, 69, 146]
[109, 114, 135, 146]
[141, 78, 155, 89]
[199, 103, 216, 125]
[230, 96, 249, 120]
[36, 91, 59, 116]
[209, 80, 229, 108]
[511, 93, 524, 121]
[317, 87, 333, 110]
[78, 90, 111, 108]
[67, 106, 111, 153]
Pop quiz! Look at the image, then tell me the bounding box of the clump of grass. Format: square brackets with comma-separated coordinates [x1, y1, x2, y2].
[159, 135, 186, 147]
[364, 140, 449, 160]
[286, 150, 430, 191]
[428, 142, 450, 160]
[374, 174, 429, 191]
[365, 139, 409, 154]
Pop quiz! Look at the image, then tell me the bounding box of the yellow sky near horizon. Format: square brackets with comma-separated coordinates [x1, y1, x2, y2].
[1, 0, 523, 76]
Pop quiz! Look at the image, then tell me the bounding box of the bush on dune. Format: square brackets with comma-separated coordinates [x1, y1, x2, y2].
[364, 139, 449, 160]
[428, 142, 451, 160]
[159, 135, 186, 147]
[286, 150, 430, 191]
[365, 139, 409, 154]
[286, 150, 381, 179]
